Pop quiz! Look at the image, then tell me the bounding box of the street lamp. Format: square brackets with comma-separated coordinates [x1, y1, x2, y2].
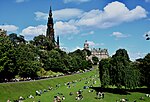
[146, 33, 150, 40]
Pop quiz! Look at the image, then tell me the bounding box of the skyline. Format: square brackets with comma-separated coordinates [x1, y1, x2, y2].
[0, 0, 150, 60]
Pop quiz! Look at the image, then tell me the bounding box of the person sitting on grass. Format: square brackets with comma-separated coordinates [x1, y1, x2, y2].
[57, 96, 61, 102]
[28, 95, 34, 98]
[96, 91, 105, 99]
[69, 92, 73, 96]
[48, 86, 53, 90]
[36, 90, 41, 96]
[7, 99, 11, 102]
[62, 96, 65, 100]
[53, 96, 57, 102]
[76, 91, 83, 100]
[139, 96, 145, 100]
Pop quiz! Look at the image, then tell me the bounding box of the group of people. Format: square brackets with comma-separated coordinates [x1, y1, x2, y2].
[76, 90, 83, 100]
[53, 95, 65, 102]
[7, 75, 99, 102]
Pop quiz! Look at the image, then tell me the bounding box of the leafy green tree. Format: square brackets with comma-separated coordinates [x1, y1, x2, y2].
[83, 49, 91, 56]
[9, 33, 26, 46]
[92, 56, 99, 65]
[110, 49, 131, 88]
[16, 44, 41, 79]
[0, 36, 17, 81]
[123, 62, 140, 89]
[136, 53, 150, 88]
[99, 49, 140, 89]
[33, 35, 54, 50]
[99, 58, 111, 88]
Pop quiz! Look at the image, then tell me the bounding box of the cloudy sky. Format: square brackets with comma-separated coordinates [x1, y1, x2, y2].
[0, 0, 150, 60]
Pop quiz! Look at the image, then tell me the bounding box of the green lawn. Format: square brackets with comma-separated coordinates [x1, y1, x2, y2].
[0, 68, 150, 102]
[24, 75, 150, 102]
[0, 69, 97, 101]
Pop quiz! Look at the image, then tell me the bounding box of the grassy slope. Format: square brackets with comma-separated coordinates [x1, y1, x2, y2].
[25, 76, 150, 102]
[0, 68, 150, 102]
[0, 69, 97, 101]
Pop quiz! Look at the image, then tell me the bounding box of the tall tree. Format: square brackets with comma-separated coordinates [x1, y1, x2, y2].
[0, 36, 16, 81]
[137, 53, 150, 88]
[16, 43, 41, 79]
[99, 49, 140, 89]
[33, 35, 54, 51]
[99, 58, 111, 88]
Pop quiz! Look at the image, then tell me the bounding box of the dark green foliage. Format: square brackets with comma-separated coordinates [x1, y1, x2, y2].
[0, 35, 92, 81]
[136, 53, 150, 88]
[99, 58, 111, 88]
[9, 33, 26, 46]
[83, 49, 91, 56]
[33, 35, 54, 50]
[92, 56, 99, 65]
[68, 49, 91, 72]
[16, 43, 41, 78]
[0, 36, 17, 81]
[99, 49, 141, 89]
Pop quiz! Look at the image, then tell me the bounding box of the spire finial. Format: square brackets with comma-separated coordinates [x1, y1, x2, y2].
[49, 0, 52, 17]
[50, 0, 52, 10]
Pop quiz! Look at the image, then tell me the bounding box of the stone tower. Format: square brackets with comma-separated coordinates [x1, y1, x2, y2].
[46, 5, 59, 48]
[57, 35, 60, 48]
[46, 6, 55, 43]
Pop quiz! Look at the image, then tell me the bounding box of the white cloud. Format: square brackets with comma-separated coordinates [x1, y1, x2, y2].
[23, 1, 147, 40]
[34, 1, 147, 36]
[34, 12, 48, 21]
[20, 21, 79, 40]
[77, 1, 147, 28]
[16, 0, 28, 3]
[54, 8, 83, 20]
[0, 24, 18, 32]
[81, 31, 94, 36]
[112, 32, 129, 38]
[35, 8, 83, 21]
[64, 0, 91, 3]
[129, 52, 147, 61]
[54, 21, 79, 35]
[87, 41, 104, 47]
[70, 46, 83, 52]
[145, 0, 150, 2]
[146, 31, 150, 35]
[20, 25, 46, 40]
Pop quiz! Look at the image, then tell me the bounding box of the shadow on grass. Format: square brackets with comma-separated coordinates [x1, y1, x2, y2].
[90, 87, 150, 95]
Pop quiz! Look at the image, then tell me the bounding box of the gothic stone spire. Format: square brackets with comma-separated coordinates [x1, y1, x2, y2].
[46, 5, 55, 43]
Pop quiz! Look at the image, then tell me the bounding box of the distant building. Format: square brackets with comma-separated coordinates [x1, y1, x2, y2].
[46, 6, 59, 48]
[0, 29, 7, 37]
[83, 40, 109, 62]
[84, 40, 89, 50]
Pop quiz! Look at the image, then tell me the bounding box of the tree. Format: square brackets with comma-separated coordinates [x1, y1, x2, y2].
[99, 49, 140, 89]
[9, 33, 26, 46]
[99, 58, 111, 88]
[83, 49, 91, 56]
[0, 36, 17, 81]
[33, 35, 54, 50]
[16, 43, 41, 79]
[123, 62, 140, 89]
[92, 56, 99, 65]
[137, 53, 150, 87]
[110, 49, 131, 88]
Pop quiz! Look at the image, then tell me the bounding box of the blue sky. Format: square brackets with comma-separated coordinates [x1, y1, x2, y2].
[0, 0, 150, 60]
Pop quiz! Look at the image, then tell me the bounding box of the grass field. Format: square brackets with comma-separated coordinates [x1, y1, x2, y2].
[0, 68, 150, 102]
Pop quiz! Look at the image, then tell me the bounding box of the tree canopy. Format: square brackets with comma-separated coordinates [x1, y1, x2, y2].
[99, 49, 141, 89]
[0, 34, 92, 82]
